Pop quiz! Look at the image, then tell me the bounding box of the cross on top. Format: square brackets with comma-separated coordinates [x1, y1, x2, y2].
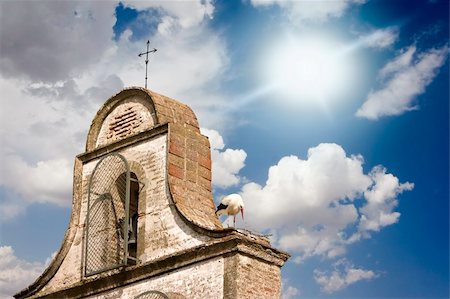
[138, 40, 157, 89]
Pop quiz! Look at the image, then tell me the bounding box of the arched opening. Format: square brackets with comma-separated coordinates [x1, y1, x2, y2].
[84, 153, 143, 276]
[84, 153, 131, 276]
[128, 172, 139, 263]
[134, 291, 169, 299]
[116, 172, 140, 265]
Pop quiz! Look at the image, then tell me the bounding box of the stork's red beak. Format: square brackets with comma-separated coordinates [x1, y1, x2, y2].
[241, 207, 244, 221]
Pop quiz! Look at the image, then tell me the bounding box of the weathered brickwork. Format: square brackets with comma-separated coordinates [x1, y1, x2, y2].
[85, 88, 221, 230]
[86, 257, 224, 299]
[37, 135, 212, 296]
[234, 254, 282, 298]
[15, 88, 289, 299]
[96, 98, 154, 148]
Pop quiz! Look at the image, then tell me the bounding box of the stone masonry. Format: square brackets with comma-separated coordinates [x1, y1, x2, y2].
[15, 87, 289, 299]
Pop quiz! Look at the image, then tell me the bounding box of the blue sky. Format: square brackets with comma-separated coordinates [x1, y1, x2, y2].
[0, 1, 448, 298]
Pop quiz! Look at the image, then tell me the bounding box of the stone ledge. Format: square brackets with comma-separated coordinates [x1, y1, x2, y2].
[30, 235, 289, 299]
[78, 123, 169, 163]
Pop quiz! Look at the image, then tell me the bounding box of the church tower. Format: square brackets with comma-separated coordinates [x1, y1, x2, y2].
[15, 87, 289, 299]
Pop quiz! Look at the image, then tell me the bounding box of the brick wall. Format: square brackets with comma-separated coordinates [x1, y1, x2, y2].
[234, 254, 281, 298]
[80, 251, 283, 299]
[36, 134, 212, 296]
[85, 257, 224, 299]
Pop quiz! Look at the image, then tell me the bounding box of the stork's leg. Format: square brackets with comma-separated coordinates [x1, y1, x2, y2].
[233, 215, 236, 227]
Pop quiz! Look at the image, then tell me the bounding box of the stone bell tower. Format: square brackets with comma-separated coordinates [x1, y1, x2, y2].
[15, 87, 289, 299]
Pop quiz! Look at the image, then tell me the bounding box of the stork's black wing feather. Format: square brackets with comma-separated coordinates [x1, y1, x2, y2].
[216, 203, 228, 214]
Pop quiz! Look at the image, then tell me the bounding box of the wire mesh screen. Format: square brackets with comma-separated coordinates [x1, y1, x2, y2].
[135, 291, 169, 299]
[84, 153, 130, 276]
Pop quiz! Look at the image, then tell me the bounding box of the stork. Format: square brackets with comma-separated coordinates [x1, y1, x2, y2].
[215, 194, 244, 227]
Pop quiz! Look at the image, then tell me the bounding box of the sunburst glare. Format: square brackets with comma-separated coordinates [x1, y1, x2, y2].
[263, 33, 357, 107]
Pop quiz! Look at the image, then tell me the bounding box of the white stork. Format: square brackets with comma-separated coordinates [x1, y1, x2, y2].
[215, 194, 244, 227]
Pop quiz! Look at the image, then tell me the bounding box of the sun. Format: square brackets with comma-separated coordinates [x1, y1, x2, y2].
[264, 34, 355, 106]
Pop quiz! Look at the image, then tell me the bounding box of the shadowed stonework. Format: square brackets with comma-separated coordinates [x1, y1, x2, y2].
[15, 87, 289, 299]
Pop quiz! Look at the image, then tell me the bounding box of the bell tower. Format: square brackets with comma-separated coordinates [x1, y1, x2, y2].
[15, 87, 289, 299]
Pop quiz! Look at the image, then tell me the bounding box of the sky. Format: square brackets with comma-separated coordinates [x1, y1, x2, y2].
[0, 0, 448, 298]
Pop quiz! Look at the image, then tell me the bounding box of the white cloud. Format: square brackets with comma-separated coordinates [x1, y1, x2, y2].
[201, 128, 247, 189]
[0, 198, 25, 223]
[0, 1, 117, 82]
[0, 1, 235, 219]
[148, 26, 229, 104]
[356, 44, 449, 119]
[314, 259, 377, 293]
[281, 279, 300, 299]
[358, 27, 399, 49]
[249, 0, 365, 23]
[83, 2, 231, 129]
[0, 246, 46, 299]
[124, 0, 214, 29]
[378, 46, 417, 79]
[0, 0, 231, 129]
[0, 155, 73, 206]
[241, 143, 413, 261]
[0, 75, 120, 220]
[359, 166, 414, 232]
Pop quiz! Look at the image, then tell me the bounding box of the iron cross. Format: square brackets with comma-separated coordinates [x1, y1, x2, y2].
[138, 40, 157, 89]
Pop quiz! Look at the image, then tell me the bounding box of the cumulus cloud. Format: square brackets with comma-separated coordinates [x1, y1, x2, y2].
[314, 259, 377, 293]
[201, 128, 247, 188]
[241, 143, 413, 261]
[359, 166, 414, 232]
[356, 44, 449, 119]
[0, 246, 46, 299]
[249, 0, 365, 23]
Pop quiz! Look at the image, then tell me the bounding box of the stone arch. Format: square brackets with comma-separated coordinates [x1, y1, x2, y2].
[86, 88, 158, 152]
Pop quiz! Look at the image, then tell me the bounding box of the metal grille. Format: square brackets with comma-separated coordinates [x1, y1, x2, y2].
[135, 291, 169, 299]
[84, 153, 130, 276]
